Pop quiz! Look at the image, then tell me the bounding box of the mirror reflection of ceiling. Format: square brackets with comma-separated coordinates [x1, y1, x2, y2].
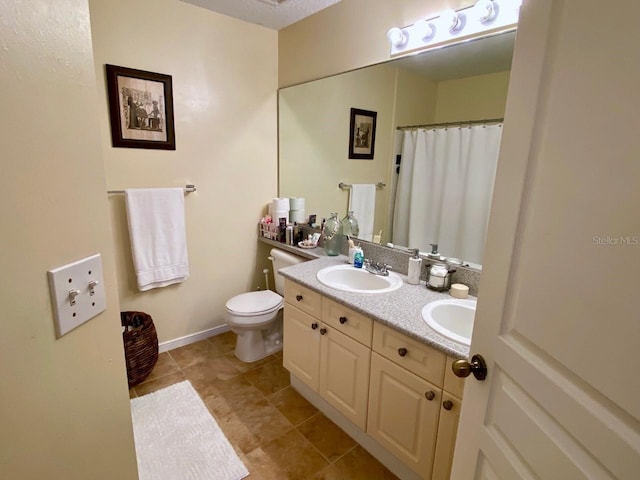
[390, 30, 515, 82]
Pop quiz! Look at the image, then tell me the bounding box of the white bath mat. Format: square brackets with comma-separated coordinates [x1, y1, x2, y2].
[130, 380, 249, 480]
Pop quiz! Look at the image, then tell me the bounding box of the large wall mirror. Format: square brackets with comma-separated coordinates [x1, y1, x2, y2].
[279, 31, 516, 269]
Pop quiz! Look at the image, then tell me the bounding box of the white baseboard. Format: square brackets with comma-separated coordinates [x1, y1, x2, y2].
[158, 324, 230, 353]
[290, 375, 422, 480]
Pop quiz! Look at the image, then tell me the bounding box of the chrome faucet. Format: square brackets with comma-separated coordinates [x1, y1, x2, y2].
[364, 259, 391, 276]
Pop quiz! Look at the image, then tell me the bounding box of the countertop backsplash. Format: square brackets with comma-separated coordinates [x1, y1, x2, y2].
[261, 230, 481, 297]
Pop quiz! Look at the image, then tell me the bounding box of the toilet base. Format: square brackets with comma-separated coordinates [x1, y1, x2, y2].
[231, 314, 283, 363]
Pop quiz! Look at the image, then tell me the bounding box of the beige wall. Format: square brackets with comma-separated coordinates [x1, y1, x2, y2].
[434, 70, 511, 122]
[279, 0, 475, 87]
[89, 0, 279, 343]
[0, 1, 138, 478]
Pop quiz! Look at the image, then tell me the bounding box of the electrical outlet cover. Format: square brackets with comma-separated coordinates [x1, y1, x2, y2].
[48, 253, 106, 338]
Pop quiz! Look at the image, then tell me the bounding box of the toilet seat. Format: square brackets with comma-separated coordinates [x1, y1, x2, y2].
[225, 290, 283, 319]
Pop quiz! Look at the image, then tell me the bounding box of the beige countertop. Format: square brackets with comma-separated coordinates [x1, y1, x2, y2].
[261, 237, 471, 359]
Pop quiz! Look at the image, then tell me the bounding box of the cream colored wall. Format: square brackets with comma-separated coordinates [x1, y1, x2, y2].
[395, 69, 439, 126]
[279, 0, 474, 87]
[0, 1, 137, 479]
[279, 64, 397, 236]
[89, 0, 278, 343]
[434, 70, 511, 122]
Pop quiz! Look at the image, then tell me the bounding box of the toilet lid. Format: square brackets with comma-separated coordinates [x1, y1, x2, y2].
[225, 290, 283, 316]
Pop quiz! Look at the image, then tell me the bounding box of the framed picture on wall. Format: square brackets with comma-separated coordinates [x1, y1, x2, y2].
[105, 64, 176, 150]
[348, 108, 377, 160]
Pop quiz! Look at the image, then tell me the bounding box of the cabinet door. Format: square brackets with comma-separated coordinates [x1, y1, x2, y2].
[367, 352, 440, 479]
[283, 303, 320, 391]
[319, 325, 371, 430]
[431, 392, 461, 480]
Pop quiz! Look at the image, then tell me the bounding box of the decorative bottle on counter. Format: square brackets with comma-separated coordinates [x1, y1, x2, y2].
[322, 212, 343, 256]
[341, 211, 360, 238]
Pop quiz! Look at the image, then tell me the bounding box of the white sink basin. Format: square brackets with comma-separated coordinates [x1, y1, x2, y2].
[421, 298, 477, 346]
[316, 264, 403, 294]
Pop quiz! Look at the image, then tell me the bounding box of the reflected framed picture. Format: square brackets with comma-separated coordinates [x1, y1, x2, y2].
[105, 64, 176, 150]
[348, 108, 377, 160]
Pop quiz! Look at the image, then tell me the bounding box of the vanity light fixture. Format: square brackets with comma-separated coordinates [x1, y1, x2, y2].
[441, 9, 464, 32]
[386, 0, 521, 57]
[475, 0, 498, 23]
[414, 19, 436, 41]
[386, 27, 408, 47]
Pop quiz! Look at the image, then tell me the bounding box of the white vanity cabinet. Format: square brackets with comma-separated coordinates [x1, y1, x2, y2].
[283, 281, 372, 429]
[282, 279, 464, 480]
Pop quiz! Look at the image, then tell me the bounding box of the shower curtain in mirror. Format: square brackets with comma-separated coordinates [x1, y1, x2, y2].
[392, 124, 502, 265]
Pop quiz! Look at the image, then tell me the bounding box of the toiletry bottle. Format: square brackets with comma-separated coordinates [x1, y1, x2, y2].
[347, 238, 356, 264]
[407, 248, 422, 285]
[353, 247, 364, 268]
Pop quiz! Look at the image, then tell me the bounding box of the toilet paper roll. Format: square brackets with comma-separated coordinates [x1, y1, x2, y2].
[271, 197, 290, 211]
[289, 197, 305, 210]
[290, 209, 306, 223]
[272, 209, 289, 224]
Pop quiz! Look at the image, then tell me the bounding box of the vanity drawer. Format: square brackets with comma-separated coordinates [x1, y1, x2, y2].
[444, 355, 465, 398]
[284, 279, 322, 319]
[372, 323, 445, 387]
[322, 297, 373, 347]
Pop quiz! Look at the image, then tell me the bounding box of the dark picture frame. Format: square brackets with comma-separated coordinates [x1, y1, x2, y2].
[348, 108, 377, 160]
[105, 64, 176, 150]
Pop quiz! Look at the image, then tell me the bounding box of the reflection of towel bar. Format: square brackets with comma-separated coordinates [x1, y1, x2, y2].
[339, 182, 385, 190]
[107, 184, 197, 195]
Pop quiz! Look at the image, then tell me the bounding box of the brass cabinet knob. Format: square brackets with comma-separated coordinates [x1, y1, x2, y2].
[320, 328, 327, 335]
[296, 295, 303, 301]
[442, 400, 454, 411]
[339, 316, 348, 324]
[424, 391, 435, 401]
[397, 347, 408, 357]
[452, 354, 488, 381]
[311, 322, 318, 330]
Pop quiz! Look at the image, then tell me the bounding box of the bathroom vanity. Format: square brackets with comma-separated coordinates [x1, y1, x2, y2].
[277, 252, 470, 480]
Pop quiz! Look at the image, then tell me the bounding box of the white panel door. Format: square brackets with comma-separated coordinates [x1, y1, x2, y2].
[452, 1, 640, 478]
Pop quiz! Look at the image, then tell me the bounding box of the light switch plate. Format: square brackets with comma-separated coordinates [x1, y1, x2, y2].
[48, 253, 106, 338]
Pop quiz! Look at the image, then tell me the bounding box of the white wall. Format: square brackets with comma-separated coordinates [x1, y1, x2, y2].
[0, 0, 138, 478]
[89, 0, 279, 343]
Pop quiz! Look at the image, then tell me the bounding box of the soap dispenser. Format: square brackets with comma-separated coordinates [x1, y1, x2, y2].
[407, 248, 422, 285]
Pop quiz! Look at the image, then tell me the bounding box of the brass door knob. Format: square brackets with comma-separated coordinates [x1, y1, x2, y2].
[452, 354, 488, 381]
[442, 400, 454, 411]
[320, 328, 327, 335]
[339, 316, 348, 324]
[397, 347, 408, 357]
[424, 391, 435, 401]
[296, 295, 303, 301]
[311, 323, 318, 330]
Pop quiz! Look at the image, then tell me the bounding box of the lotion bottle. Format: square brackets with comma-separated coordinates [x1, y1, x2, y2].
[407, 248, 422, 285]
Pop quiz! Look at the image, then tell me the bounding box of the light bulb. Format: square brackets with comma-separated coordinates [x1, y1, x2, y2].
[386, 27, 407, 47]
[441, 9, 463, 32]
[475, 0, 498, 23]
[414, 19, 436, 41]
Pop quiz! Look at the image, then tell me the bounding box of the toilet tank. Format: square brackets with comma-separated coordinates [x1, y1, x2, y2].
[270, 248, 306, 295]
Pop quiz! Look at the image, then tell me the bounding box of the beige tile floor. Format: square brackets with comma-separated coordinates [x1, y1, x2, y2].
[129, 331, 399, 480]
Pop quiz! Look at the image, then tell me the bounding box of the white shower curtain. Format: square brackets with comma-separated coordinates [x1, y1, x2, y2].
[392, 124, 502, 265]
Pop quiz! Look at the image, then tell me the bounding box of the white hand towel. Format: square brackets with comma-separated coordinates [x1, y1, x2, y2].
[349, 184, 376, 242]
[125, 188, 189, 291]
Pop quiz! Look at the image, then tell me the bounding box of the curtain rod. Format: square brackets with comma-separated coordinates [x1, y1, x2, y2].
[107, 184, 197, 195]
[396, 117, 504, 131]
[339, 182, 386, 190]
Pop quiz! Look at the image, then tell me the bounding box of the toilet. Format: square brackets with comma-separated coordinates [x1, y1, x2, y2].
[225, 248, 306, 362]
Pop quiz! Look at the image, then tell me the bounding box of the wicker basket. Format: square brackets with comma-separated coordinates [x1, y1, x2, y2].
[121, 311, 158, 387]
